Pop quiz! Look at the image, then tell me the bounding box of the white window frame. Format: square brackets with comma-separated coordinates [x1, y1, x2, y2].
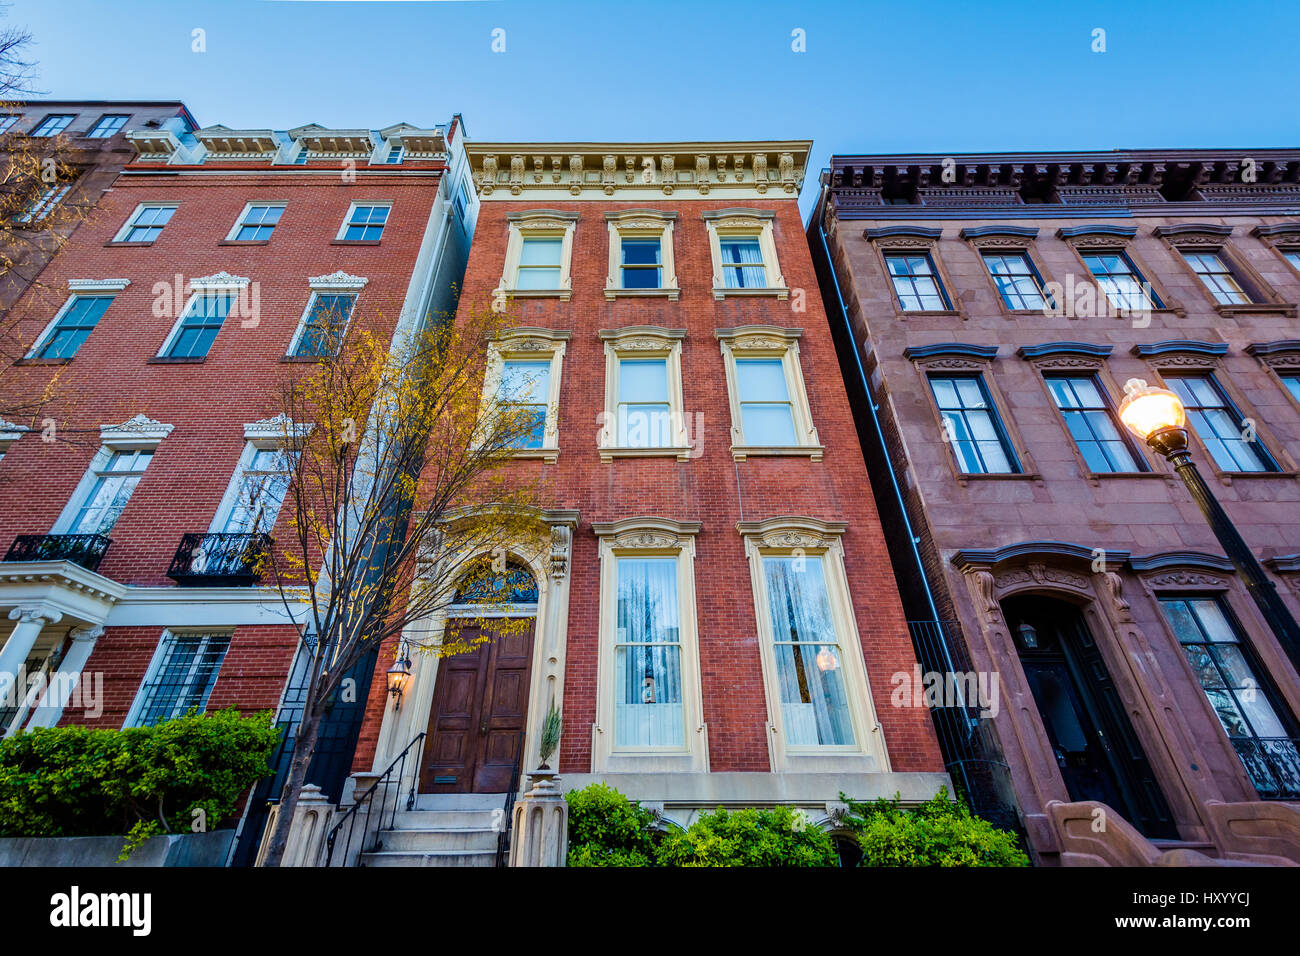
[703, 208, 788, 300]
[285, 271, 368, 357]
[25, 280, 130, 359]
[738, 517, 888, 773]
[717, 325, 822, 461]
[87, 114, 130, 138]
[207, 436, 295, 536]
[335, 201, 391, 241]
[597, 326, 690, 461]
[480, 328, 569, 463]
[225, 201, 286, 242]
[154, 272, 250, 360]
[603, 209, 679, 300]
[17, 183, 72, 225]
[113, 202, 178, 243]
[591, 517, 707, 773]
[31, 113, 75, 137]
[123, 629, 233, 729]
[50, 413, 173, 535]
[496, 210, 579, 301]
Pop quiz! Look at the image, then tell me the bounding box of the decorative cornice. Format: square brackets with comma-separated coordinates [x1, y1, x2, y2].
[1128, 551, 1234, 574]
[1153, 223, 1234, 238]
[493, 327, 572, 351]
[1265, 554, 1300, 574]
[903, 343, 998, 362]
[701, 207, 775, 221]
[1245, 340, 1300, 363]
[592, 516, 702, 551]
[598, 326, 686, 350]
[100, 414, 173, 445]
[1057, 224, 1138, 240]
[68, 278, 130, 293]
[0, 418, 30, 440]
[506, 209, 581, 223]
[604, 209, 677, 222]
[1253, 223, 1300, 239]
[952, 540, 1130, 572]
[308, 270, 369, 291]
[1132, 340, 1228, 358]
[959, 225, 1039, 240]
[736, 516, 847, 552]
[1017, 342, 1114, 360]
[244, 413, 312, 443]
[715, 325, 801, 351]
[191, 271, 251, 290]
[865, 225, 943, 241]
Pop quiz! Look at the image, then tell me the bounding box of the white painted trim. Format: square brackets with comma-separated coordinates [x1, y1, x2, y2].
[99, 414, 174, 448]
[336, 201, 392, 241]
[243, 413, 311, 445]
[67, 278, 130, 292]
[307, 270, 369, 291]
[225, 202, 286, 241]
[285, 290, 359, 356]
[121, 628, 233, 729]
[716, 326, 822, 460]
[112, 202, 177, 243]
[597, 327, 691, 461]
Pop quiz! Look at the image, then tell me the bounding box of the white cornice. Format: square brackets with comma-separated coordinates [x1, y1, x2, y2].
[244, 413, 312, 443]
[100, 414, 174, 447]
[308, 270, 369, 291]
[191, 271, 251, 290]
[68, 278, 130, 293]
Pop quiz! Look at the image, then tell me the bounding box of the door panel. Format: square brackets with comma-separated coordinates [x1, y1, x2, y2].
[420, 619, 535, 793]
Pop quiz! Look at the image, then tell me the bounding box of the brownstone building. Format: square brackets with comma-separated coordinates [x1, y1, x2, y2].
[0, 100, 196, 313]
[345, 141, 948, 865]
[811, 148, 1300, 865]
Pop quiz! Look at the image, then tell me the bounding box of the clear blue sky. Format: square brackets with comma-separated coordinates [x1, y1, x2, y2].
[10, 0, 1299, 217]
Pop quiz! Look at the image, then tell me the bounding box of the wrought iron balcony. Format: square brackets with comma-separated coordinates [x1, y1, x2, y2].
[3, 533, 112, 572]
[1232, 736, 1300, 800]
[167, 532, 272, 587]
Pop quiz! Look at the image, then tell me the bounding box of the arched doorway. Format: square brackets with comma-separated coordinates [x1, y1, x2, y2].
[1003, 594, 1178, 840]
[419, 560, 539, 794]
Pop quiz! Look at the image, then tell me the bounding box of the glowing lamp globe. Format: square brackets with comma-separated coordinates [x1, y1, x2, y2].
[1118, 378, 1186, 442]
[816, 647, 839, 672]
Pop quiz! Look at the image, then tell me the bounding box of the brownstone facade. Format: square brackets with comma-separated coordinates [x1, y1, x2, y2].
[812, 149, 1300, 865]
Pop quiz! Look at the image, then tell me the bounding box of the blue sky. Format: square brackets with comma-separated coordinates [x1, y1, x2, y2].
[10, 0, 1299, 216]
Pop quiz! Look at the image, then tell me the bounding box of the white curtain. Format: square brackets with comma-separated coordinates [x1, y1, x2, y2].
[765, 557, 854, 746]
[615, 557, 684, 747]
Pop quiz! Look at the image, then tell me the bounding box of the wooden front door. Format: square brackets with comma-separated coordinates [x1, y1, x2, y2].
[420, 619, 535, 793]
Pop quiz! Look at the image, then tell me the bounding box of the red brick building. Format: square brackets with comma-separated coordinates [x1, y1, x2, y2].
[346, 141, 947, 863]
[0, 113, 477, 864]
[811, 148, 1300, 864]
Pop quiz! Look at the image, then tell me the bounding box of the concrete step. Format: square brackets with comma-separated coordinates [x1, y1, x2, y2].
[361, 849, 497, 868]
[410, 792, 506, 811]
[389, 808, 503, 830]
[377, 826, 500, 853]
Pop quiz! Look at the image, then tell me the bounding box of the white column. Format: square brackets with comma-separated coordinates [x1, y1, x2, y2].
[0, 606, 62, 704]
[25, 625, 104, 729]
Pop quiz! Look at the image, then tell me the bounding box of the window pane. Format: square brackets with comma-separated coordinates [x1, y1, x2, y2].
[514, 267, 560, 290]
[520, 238, 562, 266]
[500, 360, 550, 405]
[741, 405, 797, 445]
[764, 556, 854, 746]
[618, 359, 668, 402]
[135, 633, 231, 727]
[614, 557, 684, 748]
[736, 359, 789, 402]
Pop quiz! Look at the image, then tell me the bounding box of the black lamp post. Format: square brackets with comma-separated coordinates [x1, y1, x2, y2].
[1118, 378, 1300, 672]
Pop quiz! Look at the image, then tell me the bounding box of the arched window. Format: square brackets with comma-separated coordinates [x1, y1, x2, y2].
[452, 559, 538, 605]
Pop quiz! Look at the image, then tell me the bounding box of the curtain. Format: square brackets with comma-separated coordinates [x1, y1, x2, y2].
[615, 557, 684, 747]
[765, 556, 854, 746]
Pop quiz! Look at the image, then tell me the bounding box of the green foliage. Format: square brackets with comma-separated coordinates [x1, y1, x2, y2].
[0, 709, 279, 860]
[564, 782, 657, 867]
[655, 806, 838, 867]
[840, 787, 1029, 867]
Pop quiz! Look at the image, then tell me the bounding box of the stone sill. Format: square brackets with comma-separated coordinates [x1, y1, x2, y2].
[15, 357, 71, 366]
[104, 241, 154, 248]
[504, 448, 559, 464]
[731, 445, 824, 462]
[898, 308, 963, 319]
[147, 356, 205, 364]
[330, 239, 382, 246]
[599, 446, 692, 462]
[605, 287, 680, 301]
[1215, 302, 1298, 318]
[502, 288, 573, 301]
[218, 239, 270, 246]
[712, 286, 789, 301]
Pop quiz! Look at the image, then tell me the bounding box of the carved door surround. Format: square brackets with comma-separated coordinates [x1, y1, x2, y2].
[952, 542, 1212, 853]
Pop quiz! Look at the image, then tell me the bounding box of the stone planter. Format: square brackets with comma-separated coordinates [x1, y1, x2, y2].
[0, 829, 236, 867]
[509, 769, 568, 867]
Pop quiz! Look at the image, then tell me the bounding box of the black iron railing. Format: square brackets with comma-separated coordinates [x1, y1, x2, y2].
[324, 732, 425, 867]
[4, 533, 111, 572]
[495, 727, 527, 867]
[167, 532, 271, 586]
[1232, 736, 1300, 800]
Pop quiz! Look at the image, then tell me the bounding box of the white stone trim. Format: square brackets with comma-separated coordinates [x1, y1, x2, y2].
[716, 326, 822, 461]
[67, 278, 130, 293]
[190, 271, 251, 291]
[307, 270, 369, 291]
[496, 210, 579, 302]
[590, 517, 708, 774]
[597, 327, 691, 461]
[99, 414, 174, 448]
[111, 202, 177, 242]
[243, 413, 311, 446]
[703, 208, 788, 300]
[335, 201, 392, 241]
[482, 328, 570, 464]
[603, 210, 679, 300]
[225, 201, 287, 241]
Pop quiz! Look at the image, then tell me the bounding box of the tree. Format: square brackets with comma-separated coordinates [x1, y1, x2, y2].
[257, 299, 549, 867]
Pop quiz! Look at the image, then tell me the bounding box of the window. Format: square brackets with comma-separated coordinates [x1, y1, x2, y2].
[593, 517, 705, 771]
[885, 253, 950, 311]
[1046, 375, 1144, 473]
[128, 631, 231, 727]
[0, 115, 17, 134]
[617, 359, 672, 448]
[763, 556, 855, 746]
[87, 114, 129, 138]
[1182, 251, 1252, 305]
[720, 238, 766, 288]
[1284, 250, 1300, 273]
[34, 295, 113, 360]
[498, 360, 550, 449]
[717, 327, 821, 460]
[31, 114, 74, 137]
[339, 203, 388, 241]
[499, 211, 578, 301]
[17, 183, 71, 225]
[1160, 597, 1299, 799]
[1081, 251, 1161, 311]
[217, 447, 292, 534]
[735, 359, 796, 446]
[614, 557, 685, 748]
[385, 145, 403, 164]
[292, 293, 355, 357]
[230, 203, 284, 241]
[516, 238, 562, 290]
[453, 181, 469, 221]
[1280, 372, 1300, 406]
[929, 374, 1019, 474]
[703, 209, 787, 300]
[1163, 374, 1276, 472]
[983, 251, 1050, 310]
[117, 204, 176, 243]
[65, 449, 153, 536]
[162, 292, 234, 359]
[620, 238, 662, 289]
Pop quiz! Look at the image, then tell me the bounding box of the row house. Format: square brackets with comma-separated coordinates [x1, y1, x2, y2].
[0, 111, 478, 865]
[340, 141, 949, 865]
[0, 100, 196, 312]
[810, 148, 1300, 865]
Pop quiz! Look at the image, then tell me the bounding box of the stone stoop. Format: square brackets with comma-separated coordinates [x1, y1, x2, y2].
[360, 794, 506, 868]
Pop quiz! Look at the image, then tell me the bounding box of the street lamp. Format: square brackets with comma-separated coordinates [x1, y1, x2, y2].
[1118, 378, 1300, 671]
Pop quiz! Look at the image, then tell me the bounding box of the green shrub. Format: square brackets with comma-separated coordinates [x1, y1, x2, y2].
[655, 806, 838, 868]
[565, 782, 657, 867]
[0, 708, 279, 859]
[840, 787, 1029, 867]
